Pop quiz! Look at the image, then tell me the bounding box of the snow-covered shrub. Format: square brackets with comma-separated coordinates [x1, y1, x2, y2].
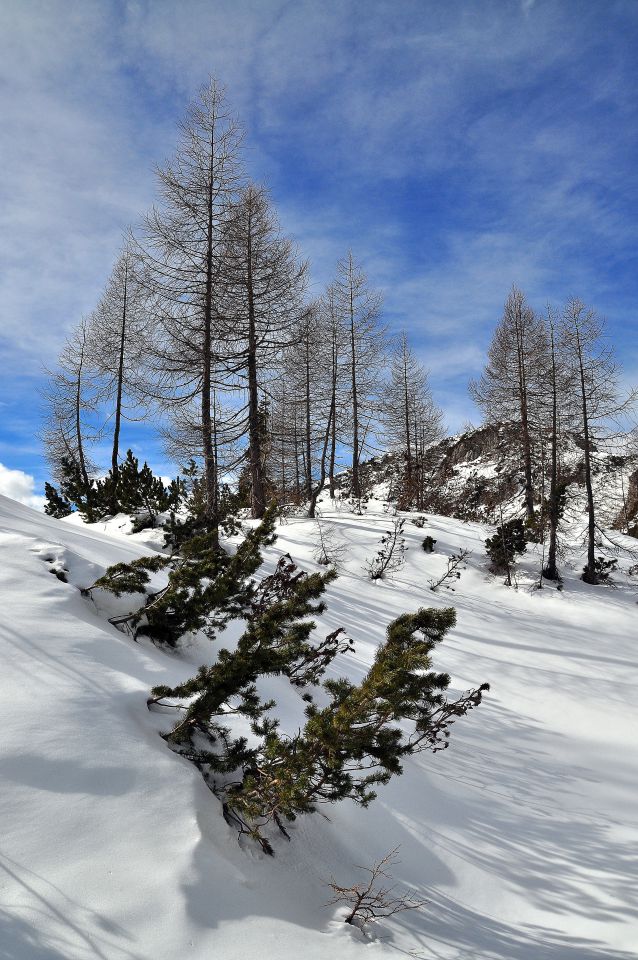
[325, 848, 426, 930]
[485, 518, 527, 585]
[313, 515, 347, 569]
[365, 519, 406, 580]
[428, 549, 469, 591]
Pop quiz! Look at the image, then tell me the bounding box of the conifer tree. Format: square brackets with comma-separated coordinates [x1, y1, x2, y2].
[91, 450, 182, 528]
[43, 482, 72, 518]
[92, 506, 279, 646]
[42, 317, 102, 504]
[333, 252, 385, 500]
[485, 517, 527, 585]
[222, 185, 307, 517]
[224, 607, 488, 851]
[136, 79, 244, 547]
[85, 243, 149, 509]
[560, 299, 636, 584]
[470, 287, 548, 528]
[382, 332, 444, 507]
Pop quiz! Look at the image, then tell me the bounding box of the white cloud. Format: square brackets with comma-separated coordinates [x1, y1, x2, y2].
[1, 0, 637, 458]
[0, 463, 45, 510]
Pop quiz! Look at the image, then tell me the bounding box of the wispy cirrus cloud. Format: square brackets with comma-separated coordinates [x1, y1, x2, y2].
[1, 0, 638, 471]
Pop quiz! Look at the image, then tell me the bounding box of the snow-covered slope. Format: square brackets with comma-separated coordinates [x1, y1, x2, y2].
[1, 493, 637, 959]
[348, 423, 638, 533]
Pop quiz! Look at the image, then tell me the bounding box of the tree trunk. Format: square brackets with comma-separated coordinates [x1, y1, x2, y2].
[544, 321, 560, 580]
[75, 368, 90, 493]
[576, 330, 597, 583]
[403, 347, 412, 502]
[328, 331, 338, 498]
[246, 214, 266, 519]
[515, 316, 535, 526]
[349, 261, 361, 499]
[110, 257, 128, 508]
[304, 333, 312, 500]
[308, 406, 334, 518]
[293, 417, 301, 501]
[202, 125, 219, 548]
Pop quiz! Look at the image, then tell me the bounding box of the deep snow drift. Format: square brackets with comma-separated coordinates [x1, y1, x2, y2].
[1, 493, 637, 959]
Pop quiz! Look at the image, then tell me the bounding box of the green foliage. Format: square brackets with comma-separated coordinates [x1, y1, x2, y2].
[44, 482, 72, 518]
[94, 449, 182, 528]
[153, 556, 341, 744]
[152, 592, 487, 854]
[162, 460, 207, 550]
[51, 456, 96, 519]
[164, 463, 241, 551]
[422, 535, 436, 553]
[91, 506, 278, 647]
[485, 518, 527, 582]
[92, 497, 488, 856]
[86, 555, 171, 598]
[46, 450, 182, 526]
[224, 607, 488, 850]
[236, 398, 277, 508]
[584, 555, 618, 584]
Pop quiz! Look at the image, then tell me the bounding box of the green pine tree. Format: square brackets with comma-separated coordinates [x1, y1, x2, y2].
[89, 450, 182, 528]
[224, 607, 488, 850]
[90, 505, 279, 647]
[485, 517, 527, 585]
[43, 482, 72, 518]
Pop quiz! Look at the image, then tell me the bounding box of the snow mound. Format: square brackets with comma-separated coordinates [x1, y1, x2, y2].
[1, 492, 637, 958]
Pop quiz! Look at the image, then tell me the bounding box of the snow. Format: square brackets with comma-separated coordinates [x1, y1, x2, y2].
[1, 492, 637, 958]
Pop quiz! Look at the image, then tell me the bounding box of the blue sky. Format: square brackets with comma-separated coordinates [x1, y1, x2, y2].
[1, 0, 638, 504]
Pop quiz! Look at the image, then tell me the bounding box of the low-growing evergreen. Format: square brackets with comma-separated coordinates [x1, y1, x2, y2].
[45, 449, 181, 527]
[44, 481, 72, 518]
[89, 506, 278, 645]
[485, 517, 527, 585]
[150, 591, 487, 853]
[85, 497, 488, 856]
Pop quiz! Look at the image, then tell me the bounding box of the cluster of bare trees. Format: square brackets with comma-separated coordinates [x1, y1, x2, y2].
[471, 287, 637, 584]
[43, 79, 444, 534]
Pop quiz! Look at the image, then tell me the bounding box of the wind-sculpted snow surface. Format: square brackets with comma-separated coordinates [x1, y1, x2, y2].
[1, 492, 637, 958]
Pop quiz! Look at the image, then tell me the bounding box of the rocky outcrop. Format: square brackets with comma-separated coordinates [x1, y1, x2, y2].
[338, 424, 638, 534]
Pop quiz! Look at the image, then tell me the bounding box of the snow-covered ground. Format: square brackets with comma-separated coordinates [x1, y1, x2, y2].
[1, 493, 637, 959]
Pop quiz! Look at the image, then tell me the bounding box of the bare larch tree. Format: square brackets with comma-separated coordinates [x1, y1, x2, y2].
[560, 298, 636, 583]
[334, 251, 384, 500]
[222, 184, 307, 517]
[471, 286, 548, 528]
[137, 79, 243, 545]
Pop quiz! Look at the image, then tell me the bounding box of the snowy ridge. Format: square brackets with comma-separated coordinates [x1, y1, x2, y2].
[1, 493, 637, 958]
[347, 423, 638, 534]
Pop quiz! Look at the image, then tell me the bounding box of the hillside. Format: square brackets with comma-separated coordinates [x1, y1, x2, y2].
[1, 492, 637, 959]
[349, 423, 638, 533]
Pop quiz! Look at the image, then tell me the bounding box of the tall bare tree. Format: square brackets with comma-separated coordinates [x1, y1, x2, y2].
[471, 287, 548, 527]
[560, 299, 636, 583]
[222, 185, 307, 516]
[333, 251, 384, 499]
[320, 283, 350, 498]
[85, 242, 149, 505]
[382, 332, 444, 506]
[540, 305, 580, 582]
[42, 317, 101, 492]
[137, 79, 243, 545]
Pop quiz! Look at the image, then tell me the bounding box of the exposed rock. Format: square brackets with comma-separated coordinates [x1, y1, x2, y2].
[337, 424, 638, 535]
